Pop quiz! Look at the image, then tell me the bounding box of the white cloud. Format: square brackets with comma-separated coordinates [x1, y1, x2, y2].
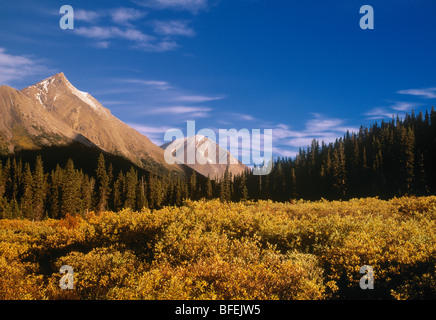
[111, 77, 223, 116]
[390, 101, 420, 111]
[146, 106, 212, 115]
[364, 107, 397, 120]
[364, 100, 421, 121]
[71, 4, 204, 51]
[229, 113, 256, 121]
[270, 114, 358, 155]
[140, 106, 213, 119]
[94, 41, 111, 49]
[134, 0, 210, 14]
[0, 48, 50, 85]
[129, 123, 172, 134]
[127, 123, 177, 145]
[124, 79, 172, 90]
[398, 87, 436, 99]
[111, 8, 146, 26]
[305, 113, 343, 133]
[153, 20, 195, 37]
[75, 9, 101, 22]
[74, 26, 178, 52]
[174, 95, 225, 103]
[74, 8, 146, 26]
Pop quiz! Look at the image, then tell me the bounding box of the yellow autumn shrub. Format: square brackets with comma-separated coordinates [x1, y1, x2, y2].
[0, 196, 435, 300]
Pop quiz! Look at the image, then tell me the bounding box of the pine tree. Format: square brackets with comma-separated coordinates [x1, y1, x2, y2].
[81, 174, 94, 214]
[124, 167, 138, 210]
[332, 140, 346, 199]
[95, 154, 110, 212]
[137, 175, 148, 210]
[238, 173, 248, 201]
[47, 165, 63, 219]
[61, 159, 80, 216]
[220, 166, 231, 202]
[3, 159, 11, 201]
[206, 174, 213, 200]
[113, 171, 125, 211]
[0, 161, 5, 200]
[404, 127, 415, 193]
[21, 163, 33, 219]
[32, 156, 47, 220]
[189, 170, 198, 200]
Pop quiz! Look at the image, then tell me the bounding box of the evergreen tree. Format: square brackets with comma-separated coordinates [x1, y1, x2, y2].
[47, 165, 63, 219]
[137, 175, 148, 210]
[61, 159, 80, 216]
[113, 171, 125, 211]
[189, 170, 198, 200]
[332, 140, 346, 198]
[238, 173, 249, 201]
[124, 167, 138, 210]
[32, 156, 47, 220]
[220, 166, 231, 202]
[95, 154, 110, 212]
[206, 174, 213, 200]
[21, 163, 33, 219]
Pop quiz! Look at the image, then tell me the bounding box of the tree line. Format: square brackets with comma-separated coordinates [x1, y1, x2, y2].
[0, 154, 203, 219]
[233, 107, 436, 201]
[0, 107, 435, 219]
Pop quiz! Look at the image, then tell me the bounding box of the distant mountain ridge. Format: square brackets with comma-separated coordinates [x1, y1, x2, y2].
[161, 135, 249, 180]
[1, 73, 185, 176]
[0, 73, 247, 179]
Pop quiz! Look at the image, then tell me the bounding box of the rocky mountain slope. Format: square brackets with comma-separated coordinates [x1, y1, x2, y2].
[1, 73, 248, 179]
[161, 135, 249, 179]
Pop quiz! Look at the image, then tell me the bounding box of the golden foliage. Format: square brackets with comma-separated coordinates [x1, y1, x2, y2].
[0, 196, 435, 300]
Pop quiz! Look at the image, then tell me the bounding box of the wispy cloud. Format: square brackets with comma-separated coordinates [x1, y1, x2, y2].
[174, 95, 225, 103]
[111, 8, 146, 26]
[127, 123, 176, 145]
[364, 107, 397, 120]
[390, 101, 421, 111]
[305, 113, 345, 133]
[142, 106, 213, 118]
[364, 100, 422, 121]
[71, 3, 207, 51]
[75, 8, 146, 26]
[122, 79, 173, 90]
[75, 9, 101, 23]
[74, 26, 178, 52]
[272, 114, 358, 152]
[108, 77, 222, 121]
[0, 48, 50, 85]
[134, 0, 210, 14]
[229, 113, 256, 121]
[398, 87, 436, 99]
[153, 20, 195, 37]
[75, 26, 152, 42]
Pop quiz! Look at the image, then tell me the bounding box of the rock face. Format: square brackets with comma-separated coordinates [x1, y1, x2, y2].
[2, 73, 184, 174]
[0, 83, 75, 153]
[1, 72, 247, 179]
[161, 135, 249, 179]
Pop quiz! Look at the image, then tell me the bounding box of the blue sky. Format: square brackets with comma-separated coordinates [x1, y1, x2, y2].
[1, 0, 436, 159]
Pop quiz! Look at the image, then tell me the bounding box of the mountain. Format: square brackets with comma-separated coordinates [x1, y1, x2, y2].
[1, 73, 247, 180]
[0, 84, 75, 153]
[1, 73, 186, 176]
[161, 135, 249, 179]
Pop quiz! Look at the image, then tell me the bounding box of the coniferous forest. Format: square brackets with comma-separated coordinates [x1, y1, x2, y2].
[0, 108, 435, 220]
